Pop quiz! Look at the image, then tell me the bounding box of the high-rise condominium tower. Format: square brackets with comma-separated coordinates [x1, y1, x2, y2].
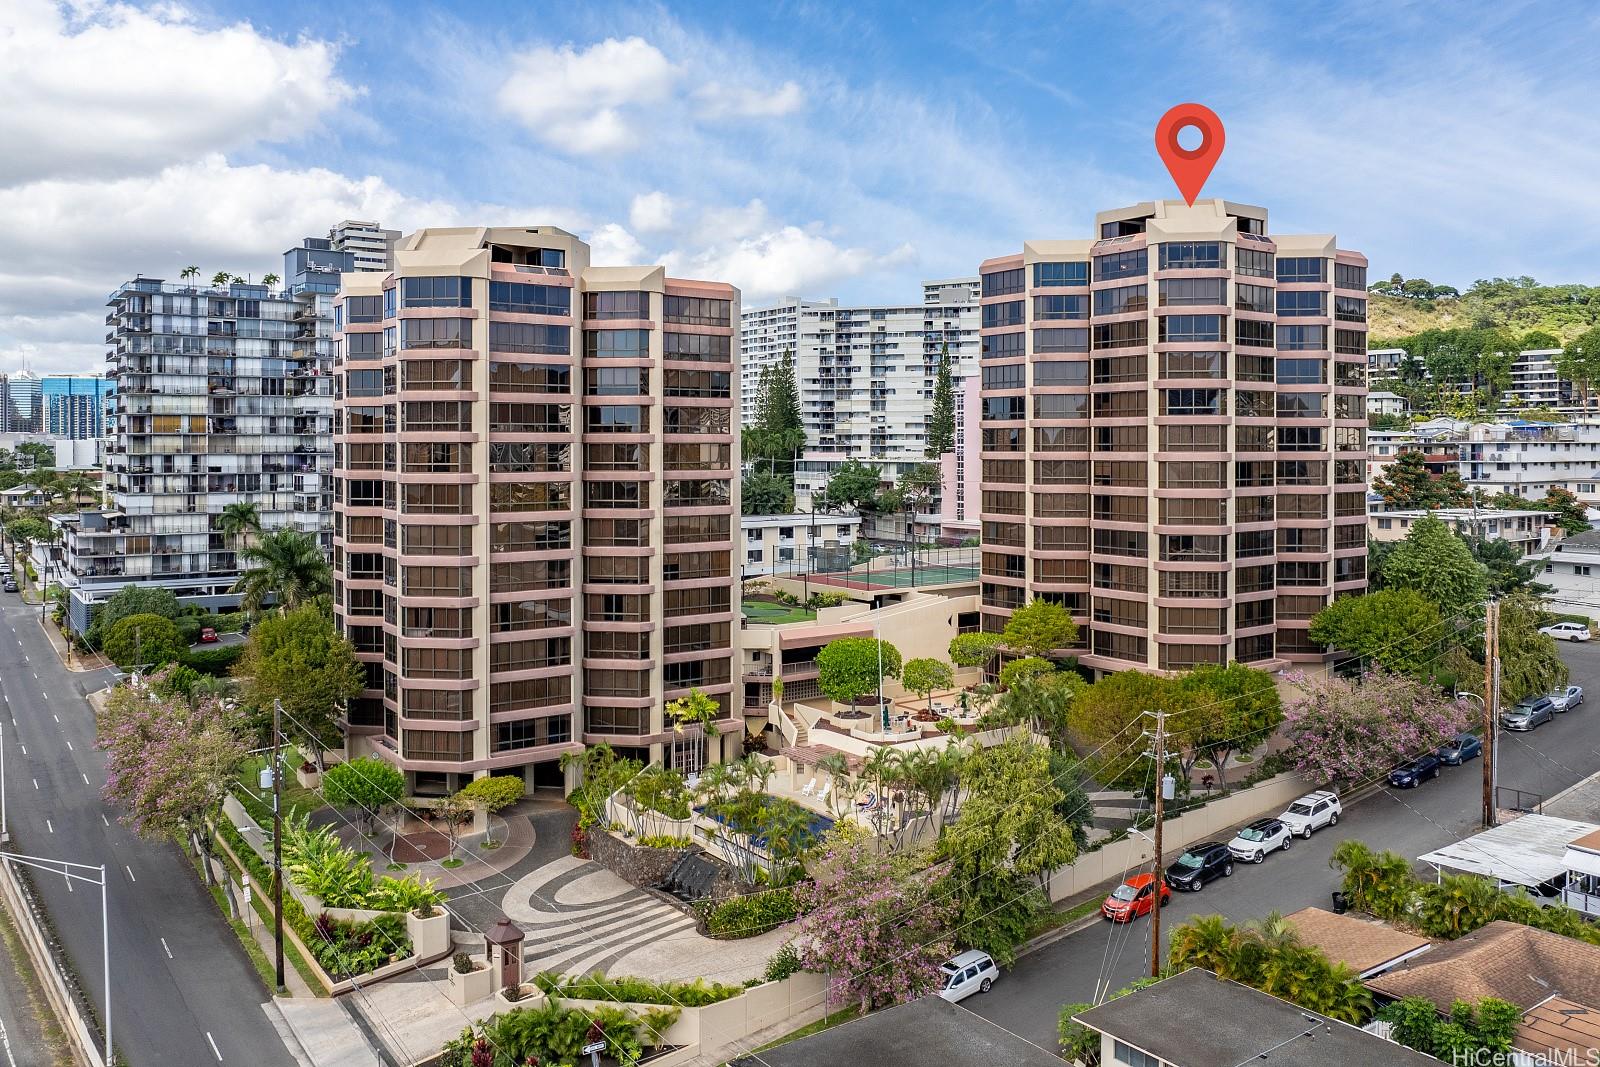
[41, 375, 114, 439]
[332, 226, 741, 793]
[329, 220, 401, 273]
[977, 199, 1369, 673]
[58, 239, 341, 632]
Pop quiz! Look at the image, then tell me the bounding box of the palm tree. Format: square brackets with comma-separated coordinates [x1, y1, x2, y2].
[1416, 873, 1500, 938]
[217, 501, 262, 549]
[231, 527, 331, 615]
[210, 271, 231, 288]
[181, 266, 199, 284]
[262, 272, 280, 288]
[1168, 915, 1239, 978]
[58, 471, 96, 507]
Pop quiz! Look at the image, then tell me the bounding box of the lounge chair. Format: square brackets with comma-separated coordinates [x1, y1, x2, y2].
[857, 793, 879, 811]
[817, 781, 832, 803]
[799, 777, 817, 796]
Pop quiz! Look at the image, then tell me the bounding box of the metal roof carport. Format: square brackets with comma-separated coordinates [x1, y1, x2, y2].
[1418, 814, 1600, 892]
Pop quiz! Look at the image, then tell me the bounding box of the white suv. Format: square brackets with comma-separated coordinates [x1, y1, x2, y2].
[1278, 791, 1341, 839]
[937, 950, 999, 1003]
[1539, 622, 1593, 642]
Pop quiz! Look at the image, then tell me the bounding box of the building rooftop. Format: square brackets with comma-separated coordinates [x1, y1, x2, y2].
[1282, 907, 1432, 977]
[1366, 921, 1600, 1011]
[728, 996, 1062, 1067]
[1074, 968, 1438, 1067]
[1417, 814, 1600, 890]
[1516, 995, 1600, 1062]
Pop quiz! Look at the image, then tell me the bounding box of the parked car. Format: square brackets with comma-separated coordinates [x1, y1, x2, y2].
[1548, 685, 1585, 712]
[1540, 622, 1593, 642]
[1278, 791, 1342, 838]
[198, 626, 219, 643]
[1167, 841, 1234, 892]
[1, 579, 15, 593]
[1101, 874, 1169, 922]
[1228, 818, 1292, 864]
[1437, 732, 1483, 765]
[937, 950, 999, 1002]
[1502, 696, 1557, 731]
[1388, 753, 1443, 788]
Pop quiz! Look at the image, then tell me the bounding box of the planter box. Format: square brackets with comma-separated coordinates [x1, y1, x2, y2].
[446, 963, 494, 1007]
[295, 766, 321, 790]
[407, 909, 451, 962]
[497, 985, 542, 1007]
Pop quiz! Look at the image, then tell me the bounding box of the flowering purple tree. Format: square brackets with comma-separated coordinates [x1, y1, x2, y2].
[793, 829, 955, 1013]
[96, 669, 248, 880]
[1282, 668, 1471, 786]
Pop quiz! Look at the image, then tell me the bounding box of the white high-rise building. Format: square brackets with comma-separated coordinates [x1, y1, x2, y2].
[739, 278, 980, 456]
[328, 219, 400, 273]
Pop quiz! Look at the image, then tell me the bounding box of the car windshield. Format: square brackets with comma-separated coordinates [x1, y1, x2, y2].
[1111, 884, 1138, 901]
[1238, 828, 1267, 842]
[1287, 802, 1314, 817]
[1175, 853, 1204, 869]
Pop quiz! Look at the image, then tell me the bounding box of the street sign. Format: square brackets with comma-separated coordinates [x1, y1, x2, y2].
[581, 1042, 606, 1055]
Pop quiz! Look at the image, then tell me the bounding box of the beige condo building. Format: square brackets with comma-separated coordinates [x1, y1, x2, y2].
[977, 199, 1370, 674]
[332, 226, 742, 793]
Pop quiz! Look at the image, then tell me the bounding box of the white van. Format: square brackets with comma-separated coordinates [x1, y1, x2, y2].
[937, 950, 999, 1003]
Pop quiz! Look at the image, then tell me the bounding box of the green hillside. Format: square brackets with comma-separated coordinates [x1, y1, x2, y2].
[1368, 276, 1600, 349]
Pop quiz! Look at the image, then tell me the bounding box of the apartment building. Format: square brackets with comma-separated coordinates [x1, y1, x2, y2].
[57, 237, 339, 633]
[329, 219, 400, 273]
[740, 512, 861, 577]
[977, 199, 1370, 674]
[1369, 507, 1560, 555]
[41, 374, 114, 439]
[332, 226, 741, 793]
[1533, 529, 1600, 622]
[1368, 345, 1573, 409]
[1369, 417, 1600, 508]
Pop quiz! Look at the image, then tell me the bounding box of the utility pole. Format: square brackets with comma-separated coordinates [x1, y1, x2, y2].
[1149, 710, 1168, 979]
[1483, 599, 1499, 829]
[271, 698, 285, 993]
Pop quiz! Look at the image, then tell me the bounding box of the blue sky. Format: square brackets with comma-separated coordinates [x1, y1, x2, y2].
[4, 0, 1600, 373]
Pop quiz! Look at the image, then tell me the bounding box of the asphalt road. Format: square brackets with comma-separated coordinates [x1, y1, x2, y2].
[971, 640, 1600, 1051]
[0, 595, 296, 1067]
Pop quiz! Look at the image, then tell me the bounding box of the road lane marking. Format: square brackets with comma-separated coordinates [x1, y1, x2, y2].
[0, 1015, 18, 1067]
[82, 773, 90, 785]
[45, 820, 52, 833]
[63, 738, 70, 749]
[160, 937, 172, 959]
[206, 1031, 222, 1061]
[125, 866, 136, 882]
[17, 745, 24, 756]
[52, 714, 58, 724]
[30, 780, 37, 790]
[101, 813, 109, 826]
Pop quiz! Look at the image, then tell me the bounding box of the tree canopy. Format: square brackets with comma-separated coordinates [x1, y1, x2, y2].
[901, 658, 953, 709]
[1283, 668, 1471, 785]
[104, 612, 185, 669]
[1001, 598, 1079, 658]
[1308, 588, 1448, 677]
[321, 757, 407, 833]
[1381, 512, 1488, 625]
[819, 459, 886, 514]
[1372, 451, 1469, 509]
[87, 584, 181, 648]
[235, 604, 364, 767]
[816, 636, 902, 705]
[231, 527, 332, 615]
[1496, 592, 1568, 703]
[926, 343, 955, 456]
[948, 632, 1003, 669]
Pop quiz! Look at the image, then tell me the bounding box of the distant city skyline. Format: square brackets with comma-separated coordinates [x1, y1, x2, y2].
[4, 2, 1600, 374]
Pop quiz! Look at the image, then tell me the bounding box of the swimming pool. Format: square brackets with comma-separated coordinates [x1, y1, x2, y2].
[694, 798, 834, 849]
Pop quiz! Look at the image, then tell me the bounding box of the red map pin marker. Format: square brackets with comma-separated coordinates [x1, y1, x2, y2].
[1156, 104, 1225, 206]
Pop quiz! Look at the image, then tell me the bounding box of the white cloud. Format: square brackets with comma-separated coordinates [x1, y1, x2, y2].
[628, 191, 675, 234]
[662, 222, 915, 301]
[0, 0, 355, 184]
[0, 156, 564, 374]
[693, 80, 804, 119]
[587, 223, 645, 265]
[496, 36, 679, 154]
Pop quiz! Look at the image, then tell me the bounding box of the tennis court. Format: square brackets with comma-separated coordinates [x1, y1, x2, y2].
[809, 563, 979, 590]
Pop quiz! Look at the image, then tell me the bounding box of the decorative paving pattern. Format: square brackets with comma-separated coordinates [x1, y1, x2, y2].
[502, 856, 702, 978]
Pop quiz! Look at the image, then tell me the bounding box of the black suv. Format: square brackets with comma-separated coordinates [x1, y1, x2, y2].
[1166, 841, 1234, 892]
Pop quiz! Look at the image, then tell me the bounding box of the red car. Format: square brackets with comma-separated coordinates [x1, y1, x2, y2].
[199, 626, 219, 643]
[1102, 874, 1170, 923]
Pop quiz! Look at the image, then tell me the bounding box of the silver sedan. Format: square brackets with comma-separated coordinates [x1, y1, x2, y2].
[1549, 685, 1586, 712]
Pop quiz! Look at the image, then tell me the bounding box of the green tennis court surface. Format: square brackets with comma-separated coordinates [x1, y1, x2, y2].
[810, 564, 979, 589]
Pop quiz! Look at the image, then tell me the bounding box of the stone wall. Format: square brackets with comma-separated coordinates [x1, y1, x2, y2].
[588, 829, 748, 904]
[589, 828, 693, 889]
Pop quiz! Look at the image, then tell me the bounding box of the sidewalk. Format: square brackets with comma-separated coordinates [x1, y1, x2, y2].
[30, 611, 111, 673]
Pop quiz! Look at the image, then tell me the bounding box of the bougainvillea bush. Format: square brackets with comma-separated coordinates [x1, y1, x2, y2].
[1282, 668, 1471, 786]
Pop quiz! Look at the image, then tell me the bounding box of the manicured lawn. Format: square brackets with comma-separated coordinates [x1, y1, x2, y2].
[742, 601, 817, 625]
[750, 1007, 861, 1052]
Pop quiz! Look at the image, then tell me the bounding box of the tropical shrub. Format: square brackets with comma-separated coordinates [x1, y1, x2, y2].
[438, 998, 672, 1067]
[530, 970, 742, 1007]
[307, 912, 410, 977]
[705, 887, 800, 938]
[762, 942, 803, 983]
[635, 834, 694, 849]
[276, 812, 445, 911]
[1167, 914, 1372, 1023]
[183, 643, 246, 676]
